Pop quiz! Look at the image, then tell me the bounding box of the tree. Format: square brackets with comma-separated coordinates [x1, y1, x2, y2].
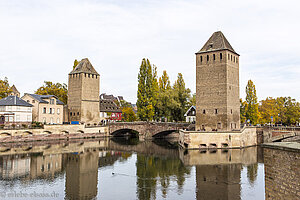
[157, 70, 172, 121]
[136, 58, 155, 121]
[152, 65, 159, 121]
[35, 81, 68, 104]
[73, 59, 79, 69]
[0, 77, 12, 99]
[258, 97, 278, 124]
[122, 107, 137, 122]
[245, 80, 259, 125]
[240, 98, 247, 124]
[171, 73, 191, 121]
[188, 93, 196, 107]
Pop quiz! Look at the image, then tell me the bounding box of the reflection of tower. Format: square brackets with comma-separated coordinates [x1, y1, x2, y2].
[65, 151, 99, 200]
[196, 164, 241, 200]
[30, 154, 62, 179]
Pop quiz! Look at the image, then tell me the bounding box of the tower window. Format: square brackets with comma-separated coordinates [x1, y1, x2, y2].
[88, 74, 90, 78]
[77, 112, 79, 116]
[96, 75, 97, 79]
[220, 53, 222, 60]
[215, 109, 218, 114]
[70, 112, 72, 116]
[231, 109, 233, 114]
[231, 55, 232, 61]
[85, 73, 86, 77]
[213, 54, 215, 60]
[234, 56, 235, 62]
[207, 55, 209, 61]
[203, 109, 206, 114]
[236, 57, 238, 63]
[92, 74, 94, 78]
[200, 56, 203, 62]
[228, 54, 230, 59]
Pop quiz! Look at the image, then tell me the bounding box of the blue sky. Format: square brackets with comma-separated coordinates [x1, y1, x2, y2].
[0, 0, 299, 103]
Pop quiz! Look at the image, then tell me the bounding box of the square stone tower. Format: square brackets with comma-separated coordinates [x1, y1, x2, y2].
[68, 58, 100, 124]
[196, 31, 240, 131]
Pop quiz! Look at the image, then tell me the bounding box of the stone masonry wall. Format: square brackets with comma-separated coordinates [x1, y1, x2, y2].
[264, 148, 300, 199]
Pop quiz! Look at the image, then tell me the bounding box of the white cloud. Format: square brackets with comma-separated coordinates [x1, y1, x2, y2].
[0, 0, 299, 103]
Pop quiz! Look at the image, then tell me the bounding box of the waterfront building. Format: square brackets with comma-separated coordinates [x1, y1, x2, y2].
[22, 94, 64, 124]
[0, 96, 33, 126]
[68, 58, 100, 124]
[184, 106, 196, 123]
[100, 98, 122, 124]
[196, 31, 240, 131]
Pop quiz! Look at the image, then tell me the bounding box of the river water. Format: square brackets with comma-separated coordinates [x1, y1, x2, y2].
[0, 138, 299, 200]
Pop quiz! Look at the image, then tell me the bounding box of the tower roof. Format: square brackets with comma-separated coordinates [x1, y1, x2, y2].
[197, 31, 238, 55]
[69, 58, 99, 75]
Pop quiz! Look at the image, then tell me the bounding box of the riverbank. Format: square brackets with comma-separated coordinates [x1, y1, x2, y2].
[262, 142, 300, 152]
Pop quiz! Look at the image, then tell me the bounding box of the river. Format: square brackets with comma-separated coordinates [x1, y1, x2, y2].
[0, 138, 299, 200]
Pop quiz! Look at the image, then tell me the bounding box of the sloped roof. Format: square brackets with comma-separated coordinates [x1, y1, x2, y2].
[184, 106, 196, 117]
[25, 94, 64, 105]
[100, 99, 121, 113]
[69, 58, 99, 75]
[197, 31, 238, 55]
[0, 96, 33, 107]
[11, 85, 19, 94]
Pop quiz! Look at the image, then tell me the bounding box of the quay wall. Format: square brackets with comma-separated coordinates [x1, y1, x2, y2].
[179, 127, 257, 149]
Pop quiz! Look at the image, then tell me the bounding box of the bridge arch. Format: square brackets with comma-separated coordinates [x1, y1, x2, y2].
[0, 132, 11, 137]
[110, 128, 139, 138]
[152, 130, 177, 138]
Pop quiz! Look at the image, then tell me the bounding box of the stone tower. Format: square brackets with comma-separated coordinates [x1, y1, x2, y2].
[68, 58, 100, 124]
[196, 31, 240, 131]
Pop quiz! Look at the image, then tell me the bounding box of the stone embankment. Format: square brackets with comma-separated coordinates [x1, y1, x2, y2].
[0, 124, 108, 143]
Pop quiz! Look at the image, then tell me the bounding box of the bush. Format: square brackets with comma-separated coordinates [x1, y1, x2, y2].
[22, 124, 27, 128]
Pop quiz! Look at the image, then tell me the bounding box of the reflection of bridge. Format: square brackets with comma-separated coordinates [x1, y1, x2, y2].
[108, 122, 190, 139]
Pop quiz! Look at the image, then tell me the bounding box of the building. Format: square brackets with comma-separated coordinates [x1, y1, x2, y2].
[68, 58, 100, 124]
[9, 85, 20, 97]
[195, 31, 240, 131]
[22, 94, 64, 124]
[184, 106, 196, 123]
[0, 96, 33, 126]
[100, 99, 122, 124]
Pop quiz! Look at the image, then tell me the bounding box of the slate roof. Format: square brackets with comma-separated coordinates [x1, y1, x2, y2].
[184, 106, 196, 117]
[69, 58, 99, 75]
[100, 99, 121, 113]
[0, 96, 33, 107]
[197, 31, 238, 55]
[25, 94, 64, 105]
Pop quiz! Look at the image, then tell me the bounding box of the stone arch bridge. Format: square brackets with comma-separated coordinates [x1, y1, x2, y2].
[108, 122, 190, 139]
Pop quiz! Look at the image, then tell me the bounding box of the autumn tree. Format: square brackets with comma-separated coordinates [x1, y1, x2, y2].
[245, 80, 259, 125]
[0, 77, 12, 99]
[73, 59, 79, 69]
[171, 73, 191, 121]
[137, 58, 155, 121]
[258, 97, 278, 124]
[240, 98, 247, 124]
[122, 107, 137, 122]
[35, 81, 68, 104]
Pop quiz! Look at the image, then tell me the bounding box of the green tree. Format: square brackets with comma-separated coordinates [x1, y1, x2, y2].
[188, 93, 196, 107]
[245, 80, 259, 125]
[157, 70, 172, 121]
[171, 73, 191, 122]
[122, 107, 137, 122]
[137, 58, 155, 121]
[0, 77, 12, 99]
[35, 81, 68, 104]
[152, 65, 159, 121]
[240, 98, 247, 123]
[73, 59, 79, 69]
[258, 97, 278, 124]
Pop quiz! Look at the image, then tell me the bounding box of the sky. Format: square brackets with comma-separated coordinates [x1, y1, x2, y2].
[0, 0, 299, 103]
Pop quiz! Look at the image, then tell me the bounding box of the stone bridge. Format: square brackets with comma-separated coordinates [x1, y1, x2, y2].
[262, 127, 300, 142]
[108, 122, 190, 139]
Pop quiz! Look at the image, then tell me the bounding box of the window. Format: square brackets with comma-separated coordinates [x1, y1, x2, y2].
[92, 74, 94, 78]
[200, 56, 203, 62]
[217, 123, 222, 129]
[70, 112, 72, 116]
[73, 112, 75, 116]
[50, 117, 53, 124]
[43, 107, 46, 114]
[228, 54, 230, 59]
[234, 56, 235, 62]
[77, 112, 79, 116]
[231, 109, 233, 114]
[0, 106, 4, 111]
[96, 75, 97, 79]
[231, 55, 232, 61]
[27, 100, 30, 103]
[49, 108, 52, 114]
[85, 73, 87, 77]
[28, 107, 31, 112]
[88, 74, 90, 78]
[32, 100, 35, 103]
[57, 118, 60, 124]
[50, 99, 55, 104]
[57, 108, 60, 114]
[192, 111, 195, 115]
[207, 55, 209, 61]
[215, 109, 218, 114]
[203, 109, 206, 114]
[213, 54, 215, 60]
[220, 53, 222, 60]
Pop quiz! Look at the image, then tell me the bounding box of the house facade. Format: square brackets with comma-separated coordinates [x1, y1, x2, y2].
[184, 106, 196, 123]
[0, 96, 33, 126]
[22, 94, 64, 124]
[100, 99, 122, 124]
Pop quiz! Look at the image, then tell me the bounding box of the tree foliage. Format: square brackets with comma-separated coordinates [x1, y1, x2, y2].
[0, 77, 12, 99]
[245, 80, 259, 125]
[73, 59, 79, 69]
[35, 81, 68, 104]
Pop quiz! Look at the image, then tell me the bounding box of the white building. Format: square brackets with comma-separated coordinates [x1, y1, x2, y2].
[184, 106, 196, 123]
[0, 96, 33, 125]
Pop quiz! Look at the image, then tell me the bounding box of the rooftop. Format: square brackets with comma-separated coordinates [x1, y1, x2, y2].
[25, 94, 64, 105]
[69, 58, 99, 75]
[197, 31, 238, 55]
[100, 99, 121, 113]
[0, 96, 33, 107]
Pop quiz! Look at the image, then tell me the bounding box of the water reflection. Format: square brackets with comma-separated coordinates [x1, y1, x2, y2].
[0, 138, 299, 199]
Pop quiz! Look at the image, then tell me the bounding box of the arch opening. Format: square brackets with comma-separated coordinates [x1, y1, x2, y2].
[152, 130, 177, 138]
[110, 128, 139, 138]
